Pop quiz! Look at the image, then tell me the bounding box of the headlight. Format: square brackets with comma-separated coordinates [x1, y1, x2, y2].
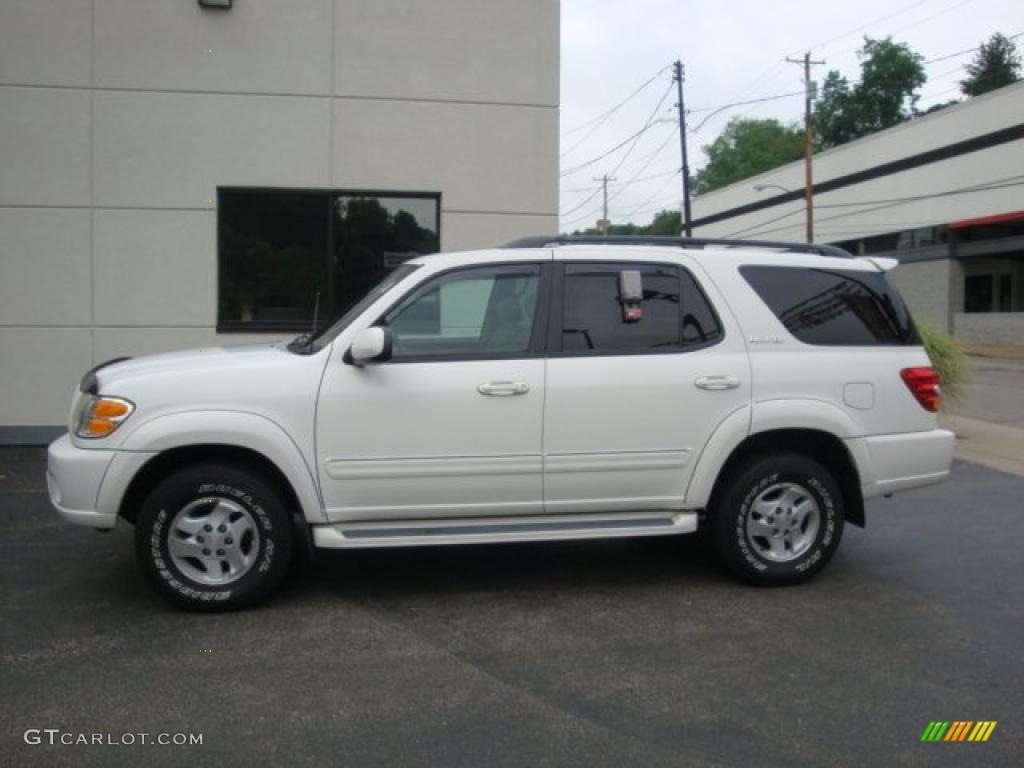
[74, 395, 135, 439]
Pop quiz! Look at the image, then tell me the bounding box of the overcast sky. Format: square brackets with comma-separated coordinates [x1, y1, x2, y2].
[559, 0, 1022, 230]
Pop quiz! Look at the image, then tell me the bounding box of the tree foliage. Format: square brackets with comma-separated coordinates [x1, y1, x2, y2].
[570, 209, 682, 237]
[815, 36, 926, 149]
[960, 33, 1022, 97]
[691, 118, 804, 195]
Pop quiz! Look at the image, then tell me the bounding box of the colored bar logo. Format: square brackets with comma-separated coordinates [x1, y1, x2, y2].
[920, 721, 997, 742]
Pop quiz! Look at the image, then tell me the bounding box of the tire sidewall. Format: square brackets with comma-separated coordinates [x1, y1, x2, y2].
[136, 465, 292, 609]
[717, 456, 844, 584]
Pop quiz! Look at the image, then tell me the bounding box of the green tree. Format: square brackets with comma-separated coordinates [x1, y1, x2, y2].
[816, 36, 926, 149]
[960, 33, 1022, 97]
[691, 117, 804, 195]
[570, 209, 682, 237]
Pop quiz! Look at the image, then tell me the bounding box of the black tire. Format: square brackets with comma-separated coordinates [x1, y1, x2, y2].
[135, 463, 294, 611]
[710, 452, 844, 586]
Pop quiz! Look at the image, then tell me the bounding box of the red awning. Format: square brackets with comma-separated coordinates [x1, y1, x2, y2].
[948, 210, 1024, 229]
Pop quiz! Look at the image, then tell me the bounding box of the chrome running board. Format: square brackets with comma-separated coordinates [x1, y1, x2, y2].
[312, 510, 698, 549]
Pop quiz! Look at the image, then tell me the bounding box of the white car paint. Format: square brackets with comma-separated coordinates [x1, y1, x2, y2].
[47, 242, 954, 553]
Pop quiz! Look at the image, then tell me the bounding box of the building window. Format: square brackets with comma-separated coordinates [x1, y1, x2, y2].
[965, 273, 1016, 313]
[218, 188, 440, 331]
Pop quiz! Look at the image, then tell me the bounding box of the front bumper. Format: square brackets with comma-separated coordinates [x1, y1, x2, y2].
[47, 433, 118, 529]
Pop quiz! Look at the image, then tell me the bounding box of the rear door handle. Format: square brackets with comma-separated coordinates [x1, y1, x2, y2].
[478, 381, 530, 396]
[694, 375, 740, 391]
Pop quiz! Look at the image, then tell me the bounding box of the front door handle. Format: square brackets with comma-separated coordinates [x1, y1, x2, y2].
[478, 381, 530, 397]
[694, 375, 740, 391]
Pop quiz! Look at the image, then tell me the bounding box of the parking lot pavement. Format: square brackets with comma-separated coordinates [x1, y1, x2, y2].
[2, 450, 1021, 768]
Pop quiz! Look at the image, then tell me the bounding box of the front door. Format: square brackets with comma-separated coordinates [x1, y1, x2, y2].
[316, 262, 548, 522]
[543, 257, 750, 513]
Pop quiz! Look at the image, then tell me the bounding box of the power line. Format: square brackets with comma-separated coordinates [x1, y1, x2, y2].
[801, 0, 932, 54]
[722, 176, 1024, 238]
[560, 81, 674, 178]
[688, 90, 806, 134]
[560, 64, 671, 150]
[606, 132, 680, 204]
[924, 31, 1024, 64]
[561, 131, 679, 226]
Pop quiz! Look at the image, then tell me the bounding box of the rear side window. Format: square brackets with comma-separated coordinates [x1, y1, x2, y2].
[561, 263, 723, 354]
[740, 266, 919, 346]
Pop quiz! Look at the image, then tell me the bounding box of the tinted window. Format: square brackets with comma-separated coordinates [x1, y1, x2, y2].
[219, 189, 439, 331]
[385, 266, 540, 359]
[561, 263, 722, 354]
[741, 266, 918, 346]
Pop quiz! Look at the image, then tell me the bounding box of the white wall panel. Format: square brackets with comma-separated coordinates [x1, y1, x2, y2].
[335, 0, 558, 106]
[0, 87, 91, 206]
[93, 91, 331, 208]
[95, 0, 331, 95]
[93, 210, 216, 326]
[334, 99, 557, 214]
[0, 0, 92, 87]
[0, 209, 91, 325]
[0, 328, 92, 425]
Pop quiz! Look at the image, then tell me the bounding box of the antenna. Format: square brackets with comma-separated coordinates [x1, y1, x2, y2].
[310, 290, 321, 337]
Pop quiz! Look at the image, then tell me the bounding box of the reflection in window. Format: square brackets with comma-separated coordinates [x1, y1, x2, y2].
[742, 266, 918, 346]
[561, 264, 722, 354]
[387, 266, 540, 358]
[218, 189, 439, 330]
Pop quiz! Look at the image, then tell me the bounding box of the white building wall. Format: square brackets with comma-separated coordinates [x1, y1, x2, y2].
[689, 81, 1024, 243]
[0, 0, 560, 437]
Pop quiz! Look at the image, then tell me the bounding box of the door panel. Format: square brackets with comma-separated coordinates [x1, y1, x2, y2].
[318, 359, 545, 521]
[543, 258, 750, 513]
[316, 262, 546, 522]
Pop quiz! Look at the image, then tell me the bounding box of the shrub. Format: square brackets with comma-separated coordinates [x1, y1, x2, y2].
[916, 321, 969, 406]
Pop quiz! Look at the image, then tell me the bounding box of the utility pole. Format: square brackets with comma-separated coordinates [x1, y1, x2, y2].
[593, 174, 616, 235]
[786, 51, 824, 243]
[673, 60, 693, 237]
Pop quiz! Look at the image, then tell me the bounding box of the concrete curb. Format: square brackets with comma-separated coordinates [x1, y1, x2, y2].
[941, 414, 1024, 478]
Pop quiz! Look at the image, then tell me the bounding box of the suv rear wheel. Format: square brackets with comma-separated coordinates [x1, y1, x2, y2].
[711, 453, 844, 585]
[135, 463, 293, 611]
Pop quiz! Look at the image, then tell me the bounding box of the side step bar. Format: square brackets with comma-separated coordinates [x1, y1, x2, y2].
[312, 511, 698, 549]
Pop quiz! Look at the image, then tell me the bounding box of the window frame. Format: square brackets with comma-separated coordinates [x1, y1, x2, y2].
[548, 260, 726, 358]
[216, 186, 442, 333]
[371, 261, 554, 364]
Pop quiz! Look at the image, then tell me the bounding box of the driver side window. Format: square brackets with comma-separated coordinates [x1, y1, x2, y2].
[385, 265, 540, 360]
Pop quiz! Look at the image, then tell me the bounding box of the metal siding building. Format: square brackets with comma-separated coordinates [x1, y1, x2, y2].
[0, 0, 560, 441]
[689, 81, 1024, 343]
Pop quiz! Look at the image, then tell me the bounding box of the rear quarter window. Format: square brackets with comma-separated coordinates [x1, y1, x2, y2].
[740, 265, 919, 346]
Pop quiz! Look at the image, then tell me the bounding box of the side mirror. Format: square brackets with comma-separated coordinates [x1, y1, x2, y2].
[348, 326, 392, 365]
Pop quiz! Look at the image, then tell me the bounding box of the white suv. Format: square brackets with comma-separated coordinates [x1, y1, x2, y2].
[47, 236, 955, 610]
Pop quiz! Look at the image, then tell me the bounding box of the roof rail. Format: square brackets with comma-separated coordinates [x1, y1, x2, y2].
[501, 234, 854, 259]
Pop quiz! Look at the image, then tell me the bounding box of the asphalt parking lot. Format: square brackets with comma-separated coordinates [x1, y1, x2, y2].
[1, 448, 1021, 767]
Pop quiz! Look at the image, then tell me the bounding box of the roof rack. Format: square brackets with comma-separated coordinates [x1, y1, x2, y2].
[501, 234, 854, 259]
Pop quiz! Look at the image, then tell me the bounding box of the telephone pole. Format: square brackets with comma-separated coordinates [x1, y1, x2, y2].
[786, 52, 824, 243]
[673, 60, 693, 237]
[593, 174, 617, 234]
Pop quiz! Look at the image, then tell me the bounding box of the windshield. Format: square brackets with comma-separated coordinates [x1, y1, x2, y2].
[307, 264, 421, 353]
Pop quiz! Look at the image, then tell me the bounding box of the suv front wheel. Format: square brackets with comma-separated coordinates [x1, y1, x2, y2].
[135, 463, 294, 611]
[711, 453, 844, 585]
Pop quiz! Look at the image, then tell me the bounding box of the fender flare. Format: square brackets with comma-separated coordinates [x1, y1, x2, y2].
[685, 399, 864, 510]
[117, 410, 325, 523]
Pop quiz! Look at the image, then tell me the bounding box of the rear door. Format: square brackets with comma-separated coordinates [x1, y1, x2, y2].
[543, 255, 750, 514]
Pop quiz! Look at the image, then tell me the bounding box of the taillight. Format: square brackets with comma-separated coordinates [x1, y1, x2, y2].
[900, 367, 940, 412]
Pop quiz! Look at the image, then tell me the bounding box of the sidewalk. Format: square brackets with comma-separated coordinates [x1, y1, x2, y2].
[942, 414, 1024, 478]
